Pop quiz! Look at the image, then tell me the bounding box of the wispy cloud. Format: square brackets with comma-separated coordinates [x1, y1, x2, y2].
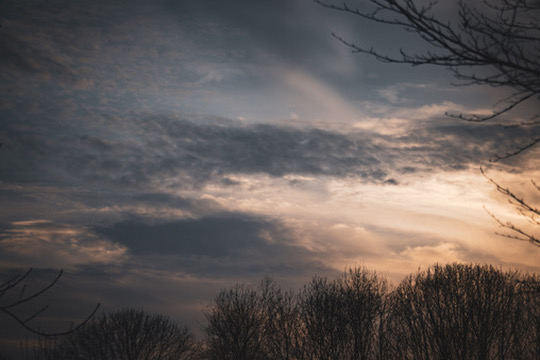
[0, 220, 127, 269]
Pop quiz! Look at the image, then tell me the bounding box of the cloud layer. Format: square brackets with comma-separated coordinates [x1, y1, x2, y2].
[2, 114, 533, 188]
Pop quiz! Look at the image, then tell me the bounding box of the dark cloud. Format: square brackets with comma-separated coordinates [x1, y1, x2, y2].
[2, 117, 381, 188]
[0, 213, 330, 279]
[94, 216, 285, 257]
[133, 192, 192, 206]
[401, 122, 538, 167]
[1, 114, 534, 195]
[141, 118, 384, 179]
[88, 211, 335, 278]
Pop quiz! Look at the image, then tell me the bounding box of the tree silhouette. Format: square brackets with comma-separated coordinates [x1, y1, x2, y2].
[202, 266, 538, 359]
[335, 267, 389, 360]
[258, 277, 302, 360]
[520, 273, 540, 358]
[298, 268, 389, 360]
[387, 264, 534, 359]
[204, 283, 266, 360]
[48, 308, 198, 360]
[0, 269, 100, 337]
[203, 278, 301, 360]
[298, 276, 349, 360]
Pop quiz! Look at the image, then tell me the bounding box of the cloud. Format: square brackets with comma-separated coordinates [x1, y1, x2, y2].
[94, 216, 286, 257]
[2, 116, 381, 189]
[195, 67, 239, 85]
[0, 220, 128, 269]
[400, 242, 464, 265]
[0, 212, 335, 279]
[0, 213, 333, 324]
[1, 110, 534, 256]
[90, 213, 335, 279]
[3, 113, 533, 197]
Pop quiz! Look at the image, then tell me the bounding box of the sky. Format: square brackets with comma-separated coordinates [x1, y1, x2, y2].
[1, 0, 539, 349]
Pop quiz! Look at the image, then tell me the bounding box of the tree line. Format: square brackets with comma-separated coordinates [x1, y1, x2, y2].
[5, 263, 539, 360]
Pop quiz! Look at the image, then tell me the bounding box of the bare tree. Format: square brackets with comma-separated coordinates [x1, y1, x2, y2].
[298, 276, 347, 360]
[519, 274, 540, 358]
[258, 277, 302, 360]
[204, 278, 301, 360]
[202, 267, 537, 359]
[203, 283, 266, 360]
[334, 267, 389, 360]
[298, 268, 389, 360]
[0, 269, 100, 337]
[388, 263, 534, 359]
[48, 308, 198, 360]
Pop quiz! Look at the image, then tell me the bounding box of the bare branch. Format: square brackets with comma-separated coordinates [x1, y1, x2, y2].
[492, 136, 540, 161]
[0, 269, 101, 337]
[0, 302, 101, 337]
[3, 270, 63, 310]
[0, 269, 32, 296]
[484, 206, 540, 247]
[481, 168, 540, 247]
[315, 0, 540, 157]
